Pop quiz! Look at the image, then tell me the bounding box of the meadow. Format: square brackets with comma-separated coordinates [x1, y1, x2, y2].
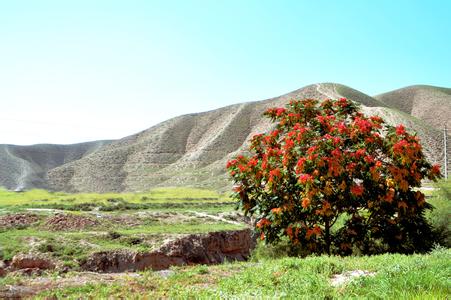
[0, 182, 449, 298]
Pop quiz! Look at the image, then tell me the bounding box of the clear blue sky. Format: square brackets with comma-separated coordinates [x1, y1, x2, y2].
[1, 0, 450, 145]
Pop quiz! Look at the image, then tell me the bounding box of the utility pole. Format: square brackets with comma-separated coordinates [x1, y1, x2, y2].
[445, 125, 448, 180]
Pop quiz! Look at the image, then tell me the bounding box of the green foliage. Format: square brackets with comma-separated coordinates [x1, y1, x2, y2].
[251, 239, 301, 261]
[427, 179, 451, 247]
[227, 98, 442, 255]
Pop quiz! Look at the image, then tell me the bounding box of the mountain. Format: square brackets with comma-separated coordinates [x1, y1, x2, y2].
[46, 83, 448, 193]
[374, 85, 451, 131]
[0, 141, 112, 191]
[0, 83, 448, 192]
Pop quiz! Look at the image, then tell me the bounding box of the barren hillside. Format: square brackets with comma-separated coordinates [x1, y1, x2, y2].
[375, 85, 451, 131]
[46, 83, 446, 193]
[0, 141, 111, 190]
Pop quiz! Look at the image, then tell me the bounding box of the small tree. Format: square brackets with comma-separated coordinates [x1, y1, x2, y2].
[227, 98, 442, 255]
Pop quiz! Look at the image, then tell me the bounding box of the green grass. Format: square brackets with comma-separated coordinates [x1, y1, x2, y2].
[33, 247, 451, 299]
[0, 219, 244, 262]
[0, 186, 238, 214]
[0, 187, 234, 208]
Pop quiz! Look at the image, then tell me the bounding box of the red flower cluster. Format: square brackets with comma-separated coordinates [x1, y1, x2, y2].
[395, 124, 406, 135]
[298, 173, 313, 184]
[350, 184, 364, 196]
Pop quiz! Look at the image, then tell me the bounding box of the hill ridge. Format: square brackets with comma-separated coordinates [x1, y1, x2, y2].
[1, 83, 448, 192]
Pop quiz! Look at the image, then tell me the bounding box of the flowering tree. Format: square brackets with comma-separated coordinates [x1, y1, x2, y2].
[227, 98, 442, 255]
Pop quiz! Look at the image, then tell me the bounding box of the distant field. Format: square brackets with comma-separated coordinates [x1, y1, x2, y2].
[0, 187, 236, 213]
[0, 187, 234, 205]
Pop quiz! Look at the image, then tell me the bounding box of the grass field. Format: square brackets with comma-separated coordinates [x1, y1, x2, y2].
[0, 183, 449, 298]
[0, 187, 244, 267]
[0, 187, 233, 206]
[24, 247, 450, 299]
[0, 187, 237, 214]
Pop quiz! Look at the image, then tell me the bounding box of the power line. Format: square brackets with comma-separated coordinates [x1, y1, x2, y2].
[445, 125, 448, 180]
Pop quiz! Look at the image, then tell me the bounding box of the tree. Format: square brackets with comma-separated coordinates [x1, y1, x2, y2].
[226, 98, 442, 256]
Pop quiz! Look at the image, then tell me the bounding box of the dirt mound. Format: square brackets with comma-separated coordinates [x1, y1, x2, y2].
[107, 215, 144, 227]
[0, 213, 39, 229]
[11, 253, 56, 271]
[82, 229, 256, 272]
[44, 213, 99, 231]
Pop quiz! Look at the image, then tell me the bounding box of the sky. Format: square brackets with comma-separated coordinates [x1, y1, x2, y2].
[0, 0, 450, 145]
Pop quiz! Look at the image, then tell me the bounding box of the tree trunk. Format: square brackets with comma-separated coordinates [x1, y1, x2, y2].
[325, 218, 331, 255]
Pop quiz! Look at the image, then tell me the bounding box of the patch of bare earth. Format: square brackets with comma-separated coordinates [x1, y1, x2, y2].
[330, 270, 376, 287]
[81, 229, 255, 273]
[44, 213, 99, 231]
[0, 213, 40, 229]
[106, 211, 195, 226]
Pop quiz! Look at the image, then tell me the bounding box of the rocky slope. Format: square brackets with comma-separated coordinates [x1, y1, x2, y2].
[1, 83, 448, 192]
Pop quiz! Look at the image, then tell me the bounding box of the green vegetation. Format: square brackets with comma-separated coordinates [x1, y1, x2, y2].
[0, 187, 244, 266]
[33, 247, 450, 299]
[0, 221, 243, 263]
[0, 187, 236, 213]
[427, 178, 451, 247]
[0, 183, 448, 298]
[0, 187, 233, 207]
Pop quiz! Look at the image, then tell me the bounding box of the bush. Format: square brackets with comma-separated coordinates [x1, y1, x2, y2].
[427, 179, 451, 247]
[227, 98, 441, 256]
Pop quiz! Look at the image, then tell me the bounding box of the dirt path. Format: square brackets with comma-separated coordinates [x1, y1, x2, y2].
[188, 211, 244, 226]
[25, 208, 64, 213]
[315, 83, 339, 99]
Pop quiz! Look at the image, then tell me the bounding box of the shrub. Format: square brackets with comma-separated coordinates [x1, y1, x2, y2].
[427, 179, 451, 247]
[227, 98, 441, 255]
